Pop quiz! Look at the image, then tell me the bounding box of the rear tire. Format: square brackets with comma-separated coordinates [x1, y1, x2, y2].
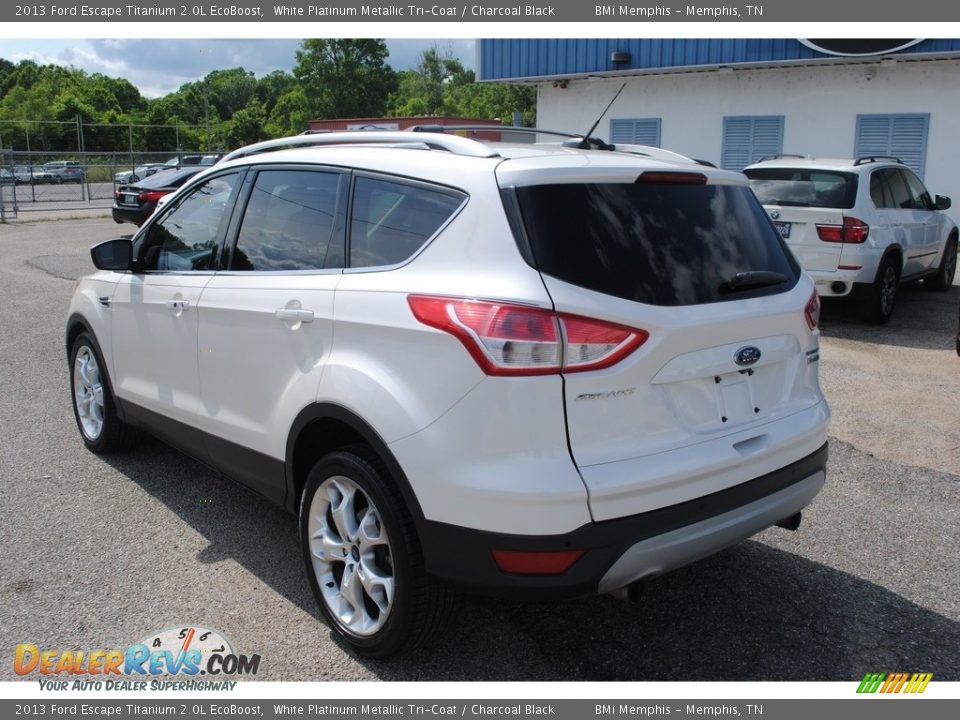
[859, 256, 900, 324]
[299, 446, 453, 657]
[925, 237, 957, 292]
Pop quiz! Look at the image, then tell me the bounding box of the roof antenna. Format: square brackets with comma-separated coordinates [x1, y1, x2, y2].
[567, 83, 626, 151]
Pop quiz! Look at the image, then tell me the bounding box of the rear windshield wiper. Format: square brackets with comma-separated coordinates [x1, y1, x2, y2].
[718, 270, 789, 294]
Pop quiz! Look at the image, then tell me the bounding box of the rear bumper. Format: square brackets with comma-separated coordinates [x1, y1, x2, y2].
[111, 204, 151, 226]
[419, 442, 828, 599]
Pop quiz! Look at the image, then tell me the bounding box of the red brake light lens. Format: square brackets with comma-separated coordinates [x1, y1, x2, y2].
[816, 216, 869, 243]
[407, 296, 648, 376]
[635, 171, 707, 185]
[804, 290, 821, 331]
[138, 190, 168, 203]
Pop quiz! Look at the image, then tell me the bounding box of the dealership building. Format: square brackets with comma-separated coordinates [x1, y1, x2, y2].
[478, 39, 960, 222]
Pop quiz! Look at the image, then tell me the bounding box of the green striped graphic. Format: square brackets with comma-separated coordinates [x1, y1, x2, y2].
[857, 672, 886, 693]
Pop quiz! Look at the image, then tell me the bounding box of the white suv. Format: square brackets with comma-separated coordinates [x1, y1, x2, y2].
[744, 156, 958, 323]
[67, 131, 830, 656]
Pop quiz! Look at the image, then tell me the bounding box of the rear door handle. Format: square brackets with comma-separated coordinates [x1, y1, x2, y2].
[275, 308, 314, 323]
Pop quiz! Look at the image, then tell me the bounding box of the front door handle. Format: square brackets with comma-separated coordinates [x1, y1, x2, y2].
[275, 308, 314, 323]
[165, 299, 190, 312]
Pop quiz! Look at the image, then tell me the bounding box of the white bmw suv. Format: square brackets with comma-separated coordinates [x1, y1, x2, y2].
[67, 131, 830, 656]
[744, 156, 958, 323]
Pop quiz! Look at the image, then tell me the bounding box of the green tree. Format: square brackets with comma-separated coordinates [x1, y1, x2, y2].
[293, 39, 397, 120]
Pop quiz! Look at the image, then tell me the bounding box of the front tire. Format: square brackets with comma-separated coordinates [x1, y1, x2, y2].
[299, 446, 452, 657]
[69, 332, 140, 453]
[925, 237, 957, 292]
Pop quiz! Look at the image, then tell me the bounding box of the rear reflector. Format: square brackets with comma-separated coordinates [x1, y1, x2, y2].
[408, 295, 647, 376]
[816, 216, 869, 243]
[492, 549, 585, 575]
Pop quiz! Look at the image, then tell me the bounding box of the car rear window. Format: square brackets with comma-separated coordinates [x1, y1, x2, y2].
[744, 168, 858, 209]
[515, 182, 798, 306]
[137, 168, 202, 189]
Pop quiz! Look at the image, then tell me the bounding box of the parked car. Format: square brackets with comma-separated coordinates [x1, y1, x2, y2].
[744, 156, 958, 323]
[0, 168, 15, 185]
[14, 166, 57, 185]
[68, 130, 830, 657]
[114, 163, 168, 185]
[163, 153, 220, 169]
[43, 160, 85, 183]
[111, 167, 205, 225]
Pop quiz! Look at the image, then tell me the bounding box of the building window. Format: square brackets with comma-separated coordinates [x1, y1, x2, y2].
[721, 116, 784, 171]
[855, 114, 929, 179]
[610, 118, 661, 147]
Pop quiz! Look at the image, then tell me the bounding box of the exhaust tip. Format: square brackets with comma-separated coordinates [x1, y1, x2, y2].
[608, 578, 647, 603]
[776, 512, 802, 532]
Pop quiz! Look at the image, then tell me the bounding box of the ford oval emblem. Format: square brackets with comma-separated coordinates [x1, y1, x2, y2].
[735, 346, 762, 366]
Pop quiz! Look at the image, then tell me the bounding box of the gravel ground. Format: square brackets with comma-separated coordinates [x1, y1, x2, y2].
[1, 217, 957, 682]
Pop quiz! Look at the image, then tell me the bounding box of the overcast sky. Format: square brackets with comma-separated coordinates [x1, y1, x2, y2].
[0, 39, 477, 98]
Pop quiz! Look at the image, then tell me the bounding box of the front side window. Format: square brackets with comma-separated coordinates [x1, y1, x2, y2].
[901, 169, 933, 211]
[349, 177, 465, 268]
[137, 173, 239, 272]
[231, 169, 341, 271]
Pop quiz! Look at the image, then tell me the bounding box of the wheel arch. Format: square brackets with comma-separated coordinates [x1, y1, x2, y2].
[285, 403, 427, 530]
[878, 244, 903, 280]
[65, 312, 94, 361]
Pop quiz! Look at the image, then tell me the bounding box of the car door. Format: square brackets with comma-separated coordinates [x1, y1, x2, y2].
[110, 171, 242, 459]
[875, 168, 927, 278]
[901, 168, 943, 271]
[195, 167, 346, 503]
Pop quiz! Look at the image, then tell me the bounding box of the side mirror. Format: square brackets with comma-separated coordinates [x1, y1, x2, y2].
[935, 194, 952, 211]
[90, 238, 133, 271]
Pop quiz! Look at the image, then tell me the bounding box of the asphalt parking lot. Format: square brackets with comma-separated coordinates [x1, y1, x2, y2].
[1, 217, 958, 682]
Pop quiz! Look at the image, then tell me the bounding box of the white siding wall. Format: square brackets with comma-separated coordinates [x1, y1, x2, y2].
[537, 60, 960, 223]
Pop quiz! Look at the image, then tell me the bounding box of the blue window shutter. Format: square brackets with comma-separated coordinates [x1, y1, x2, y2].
[722, 116, 784, 171]
[855, 114, 929, 178]
[610, 118, 661, 147]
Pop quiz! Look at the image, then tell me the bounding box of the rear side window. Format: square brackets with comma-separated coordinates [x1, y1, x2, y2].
[872, 168, 913, 210]
[349, 177, 464, 268]
[744, 168, 857, 209]
[232, 170, 341, 271]
[515, 182, 798, 306]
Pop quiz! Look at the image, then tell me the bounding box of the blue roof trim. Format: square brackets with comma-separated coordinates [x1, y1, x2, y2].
[478, 39, 960, 81]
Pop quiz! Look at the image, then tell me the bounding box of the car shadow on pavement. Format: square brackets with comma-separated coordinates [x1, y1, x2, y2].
[99, 438, 959, 682]
[818, 282, 959, 351]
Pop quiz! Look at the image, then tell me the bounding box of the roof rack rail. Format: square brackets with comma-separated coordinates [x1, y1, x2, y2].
[408, 124, 615, 151]
[220, 130, 500, 164]
[854, 155, 903, 166]
[757, 153, 808, 162]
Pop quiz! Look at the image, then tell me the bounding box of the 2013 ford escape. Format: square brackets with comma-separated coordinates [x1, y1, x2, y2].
[67, 130, 830, 656]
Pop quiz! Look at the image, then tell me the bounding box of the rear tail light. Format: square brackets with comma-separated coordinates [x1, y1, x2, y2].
[816, 216, 869, 243]
[407, 295, 648, 376]
[138, 190, 168, 203]
[804, 290, 821, 331]
[491, 549, 585, 575]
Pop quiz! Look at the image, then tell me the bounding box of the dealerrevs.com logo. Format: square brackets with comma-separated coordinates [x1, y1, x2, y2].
[857, 672, 933, 694]
[14, 626, 260, 691]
